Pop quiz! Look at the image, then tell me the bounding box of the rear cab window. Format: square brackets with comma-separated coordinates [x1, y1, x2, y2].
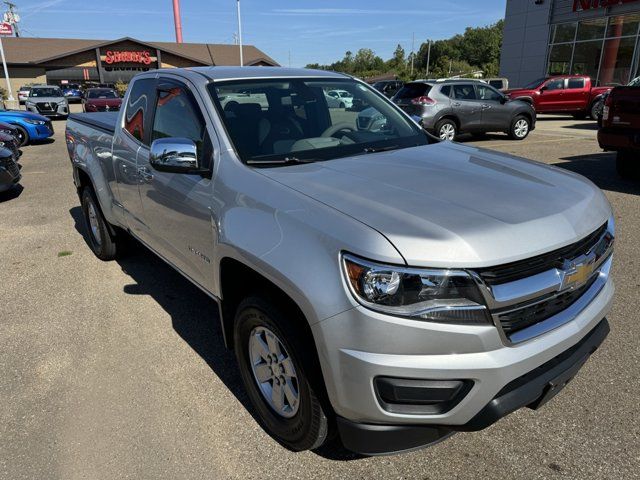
[567, 78, 586, 89]
[395, 83, 432, 99]
[124, 78, 156, 145]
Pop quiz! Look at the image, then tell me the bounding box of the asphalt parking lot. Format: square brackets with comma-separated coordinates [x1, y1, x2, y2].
[1, 114, 639, 480]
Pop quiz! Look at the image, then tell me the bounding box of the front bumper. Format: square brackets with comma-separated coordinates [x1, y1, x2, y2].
[0, 161, 22, 192]
[336, 318, 609, 455]
[312, 273, 614, 453]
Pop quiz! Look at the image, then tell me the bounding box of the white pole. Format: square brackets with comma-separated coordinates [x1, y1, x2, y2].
[0, 35, 13, 101]
[236, 0, 243, 67]
[426, 41, 431, 78]
[410, 32, 415, 76]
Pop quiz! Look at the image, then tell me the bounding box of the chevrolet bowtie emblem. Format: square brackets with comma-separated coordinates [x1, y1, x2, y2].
[561, 255, 597, 291]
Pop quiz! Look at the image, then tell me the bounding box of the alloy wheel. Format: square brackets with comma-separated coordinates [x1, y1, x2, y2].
[514, 119, 529, 138]
[86, 201, 102, 247]
[439, 123, 456, 141]
[248, 326, 300, 418]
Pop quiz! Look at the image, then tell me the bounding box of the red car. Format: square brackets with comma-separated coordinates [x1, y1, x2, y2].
[82, 88, 122, 113]
[598, 84, 640, 179]
[505, 75, 611, 120]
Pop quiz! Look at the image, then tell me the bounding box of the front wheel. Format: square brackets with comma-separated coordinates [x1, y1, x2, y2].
[509, 115, 531, 140]
[435, 119, 457, 141]
[590, 100, 603, 120]
[14, 125, 29, 146]
[616, 150, 640, 179]
[234, 297, 330, 451]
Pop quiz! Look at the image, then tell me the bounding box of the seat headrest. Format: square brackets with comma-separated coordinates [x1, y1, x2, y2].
[234, 103, 262, 118]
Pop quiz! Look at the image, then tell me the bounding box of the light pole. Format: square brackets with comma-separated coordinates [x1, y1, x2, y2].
[236, 0, 243, 66]
[172, 0, 183, 43]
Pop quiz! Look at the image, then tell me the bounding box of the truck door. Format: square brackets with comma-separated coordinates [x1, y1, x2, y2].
[537, 78, 565, 112]
[451, 83, 483, 131]
[564, 77, 589, 112]
[135, 77, 217, 292]
[114, 76, 157, 236]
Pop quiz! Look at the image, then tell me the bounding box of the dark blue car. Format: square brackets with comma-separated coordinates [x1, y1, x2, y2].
[62, 84, 83, 103]
[0, 109, 54, 146]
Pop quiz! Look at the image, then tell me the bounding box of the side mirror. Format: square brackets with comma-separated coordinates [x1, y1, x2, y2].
[500, 96, 508, 104]
[150, 137, 207, 175]
[539, 86, 547, 93]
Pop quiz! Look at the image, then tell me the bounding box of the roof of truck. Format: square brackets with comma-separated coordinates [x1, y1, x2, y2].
[187, 66, 350, 81]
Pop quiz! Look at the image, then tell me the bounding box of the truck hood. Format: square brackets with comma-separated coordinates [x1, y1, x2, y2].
[505, 88, 537, 97]
[259, 143, 611, 268]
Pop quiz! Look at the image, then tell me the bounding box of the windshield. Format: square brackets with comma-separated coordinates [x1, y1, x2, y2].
[30, 87, 63, 97]
[88, 89, 118, 99]
[521, 77, 547, 89]
[208, 78, 430, 165]
[65, 84, 80, 90]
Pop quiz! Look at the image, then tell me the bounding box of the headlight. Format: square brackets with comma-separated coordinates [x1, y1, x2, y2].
[24, 119, 46, 125]
[342, 254, 490, 324]
[0, 141, 5, 147]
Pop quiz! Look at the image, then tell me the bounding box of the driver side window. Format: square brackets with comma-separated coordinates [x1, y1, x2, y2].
[151, 83, 212, 169]
[477, 85, 503, 102]
[544, 79, 565, 91]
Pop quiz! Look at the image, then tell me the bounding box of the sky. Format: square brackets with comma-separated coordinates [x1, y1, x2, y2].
[12, 0, 507, 67]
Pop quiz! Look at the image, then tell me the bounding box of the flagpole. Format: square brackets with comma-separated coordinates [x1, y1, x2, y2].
[0, 35, 13, 101]
[236, 0, 243, 66]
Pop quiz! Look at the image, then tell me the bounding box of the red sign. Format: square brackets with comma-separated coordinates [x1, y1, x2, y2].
[104, 50, 152, 65]
[0, 22, 13, 36]
[573, 0, 640, 12]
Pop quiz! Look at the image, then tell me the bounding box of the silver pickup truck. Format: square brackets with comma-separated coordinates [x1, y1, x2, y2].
[65, 67, 615, 456]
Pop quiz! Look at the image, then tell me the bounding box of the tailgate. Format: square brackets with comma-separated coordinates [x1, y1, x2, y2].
[608, 87, 640, 127]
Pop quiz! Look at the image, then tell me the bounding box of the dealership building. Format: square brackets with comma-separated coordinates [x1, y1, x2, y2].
[500, 0, 640, 87]
[0, 36, 278, 93]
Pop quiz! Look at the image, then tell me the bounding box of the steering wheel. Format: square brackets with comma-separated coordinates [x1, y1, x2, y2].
[321, 123, 357, 138]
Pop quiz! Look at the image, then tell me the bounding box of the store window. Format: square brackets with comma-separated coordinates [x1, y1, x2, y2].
[600, 37, 637, 85]
[552, 23, 577, 44]
[548, 44, 573, 75]
[607, 14, 640, 38]
[572, 40, 603, 81]
[576, 18, 607, 41]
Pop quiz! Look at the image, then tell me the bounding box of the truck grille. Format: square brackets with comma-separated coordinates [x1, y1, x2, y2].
[476, 223, 607, 286]
[496, 275, 598, 335]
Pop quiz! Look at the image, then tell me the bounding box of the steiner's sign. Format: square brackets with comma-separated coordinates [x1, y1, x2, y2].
[0, 22, 13, 36]
[103, 50, 152, 65]
[573, 0, 640, 12]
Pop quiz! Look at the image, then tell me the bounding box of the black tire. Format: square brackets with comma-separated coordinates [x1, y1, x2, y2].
[80, 187, 120, 261]
[616, 151, 640, 179]
[14, 125, 29, 147]
[508, 115, 531, 140]
[589, 100, 602, 120]
[234, 296, 330, 451]
[435, 119, 457, 141]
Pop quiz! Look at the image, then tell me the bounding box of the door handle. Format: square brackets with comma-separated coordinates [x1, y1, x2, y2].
[137, 166, 154, 183]
[452, 102, 461, 107]
[482, 104, 491, 109]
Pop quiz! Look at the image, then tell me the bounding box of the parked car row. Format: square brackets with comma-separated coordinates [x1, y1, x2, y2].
[0, 120, 25, 193]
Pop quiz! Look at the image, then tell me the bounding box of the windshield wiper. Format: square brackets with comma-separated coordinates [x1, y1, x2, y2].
[362, 145, 401, 154]
[246, 156, 318, 166]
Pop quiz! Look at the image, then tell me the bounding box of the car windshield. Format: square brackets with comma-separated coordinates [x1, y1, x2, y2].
[208, 77, 430, 165]
[88, 90, 118, 99]
[30, 87, 62, 97]
[521, 78, 547, 89]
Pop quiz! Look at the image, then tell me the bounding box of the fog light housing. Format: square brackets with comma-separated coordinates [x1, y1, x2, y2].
[375, 377, 473, 415]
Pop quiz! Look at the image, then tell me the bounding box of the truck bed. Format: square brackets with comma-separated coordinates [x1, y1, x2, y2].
[68, 112, 118, 134]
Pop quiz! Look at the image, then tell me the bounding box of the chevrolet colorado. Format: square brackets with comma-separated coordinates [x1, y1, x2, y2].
[65, 67, 615, 455]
